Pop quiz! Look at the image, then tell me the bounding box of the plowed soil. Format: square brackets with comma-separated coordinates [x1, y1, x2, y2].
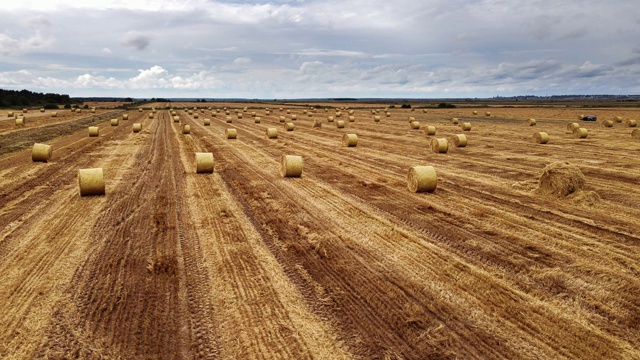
[1, 104, 639, 359]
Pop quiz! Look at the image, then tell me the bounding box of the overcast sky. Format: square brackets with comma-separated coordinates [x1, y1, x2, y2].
[0, 0, 639, 98]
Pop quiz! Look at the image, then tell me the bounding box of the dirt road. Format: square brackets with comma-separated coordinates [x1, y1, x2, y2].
[0, 105, 638, 359]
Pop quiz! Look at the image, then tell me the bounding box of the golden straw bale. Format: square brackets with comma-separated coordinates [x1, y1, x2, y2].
[431, 138, 448, 153]
[78, 168, 105, 196]
[266, 128, 278, 139]
[336, 120, 345, 128]
[343, 133, 358, 147]
[111, 118, 119, 126]
[203, 118, 211, 126]
[195, 153, 214, 173]
[132, 123, 142, 133]
[410, 121, 420, 129]
[574, 128, 588, 138]
[536, 162, 585, 197]
[280, 155, 303, 177]
[285, 122, 294, 131]
[183, 125, 191, 134]
[88, 127, 99, 137]
[225, 128, 237, 139]
[533, 132, 549, 144]
[452, 134, 467, 147]
[627, 119, 637, 127]
[461, 122, 471, 131]
[407, 166, 437, 193]
[32, 143, 52, 162]
[528, 118, 537, 126]
[424, 126, 436, 135]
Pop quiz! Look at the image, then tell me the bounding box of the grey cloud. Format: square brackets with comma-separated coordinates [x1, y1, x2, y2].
[25, 16, 52, 28]
[121, 32, 151, 51]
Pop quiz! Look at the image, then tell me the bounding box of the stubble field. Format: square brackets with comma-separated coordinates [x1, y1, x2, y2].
[0, 102, 639, 359]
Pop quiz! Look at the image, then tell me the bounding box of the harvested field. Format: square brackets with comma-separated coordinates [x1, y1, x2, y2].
[0, 104, 639, 359]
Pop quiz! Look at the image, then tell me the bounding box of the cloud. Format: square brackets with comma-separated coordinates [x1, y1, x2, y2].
[232, 57, 252, 66]
[0, 34, 20, 55]
[0, 32, 54, 55]
[101, 47, 113, 54]
[24, 15, 52, 28]
[120, 31, 150, 51]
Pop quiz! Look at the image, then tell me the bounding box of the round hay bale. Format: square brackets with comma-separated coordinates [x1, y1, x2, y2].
[254, 117, 261, 124]
[15, 117, 24, 126]
[291, 115, 298, 120]
[473, 111, 478, 115]
[567, 122, 580, 132]
[265, 110, 271, 115]
[266, 128, 278, 139]
[308, 112, 313, 117]
[371, 110, 376, 114]
[348, 116, 355, 122]
[528, 118, 537, 126]
[182, 125, 191, 134]
[251, 111, 256, 117]
[280, 155, 303, 177]
[386, 112, 391, 117]
[7, 111, 14, 117]
[626, 119, 637, 127]
[343, 133, 358, 147]
[336, 120, 345, 128]
[195, 153, 214, 173]
[286, 109, 291, 114]
[88, 126, 99, 137]
[410, 121, 420, 129]
[485, 111, 491, 116]
[139, 108, 143, 112]
[574, 127, 588, 138]
[51, 112, 57, 117]
[148, 113, 154, 119]
[327, 116, 334, 122]
[132, 123, 142, 133]
[225, 128, 237, 139]
[173, 116, 180, 122]
[424, 126, 436, 136]
[602, 120, 614, 127]
[422, 109, 428, 113]
[32, 143, 53, 162]
[285, 122, 294, 131]
[452, 134, 467, 147]
[431, 138, 448, 153]
[536, 162, 585, 197]
[111, 118, 119, 126]
[188, 110, 193, 115]
[203, 118, 211, 126]
[533, 132, 549, 144]
[313, 119, 322, 128]
[335, 112, 342, 117]
[348, 110, 354, 115]
[40, 108, 45, 113]
[23, 108, 28, 113]
[613, 116, 623, 123]
[373, 115, 381, 122]
[632, 129, 640, 139]
[407, 166, 437, 193]
[237, 113, 243, 119]
[303, 110, 307, 114]
[408, 116, 416, 122]
[122, 114, 128, 120]
[279, 116, 286, 123]
[78, 168, 105, 196]
[75, 108, 81, 113]
[193, 113, 199, 119]
[451, 117, 459, 124]
[226, 116, 233, 123]
[461, 122, 472, 131]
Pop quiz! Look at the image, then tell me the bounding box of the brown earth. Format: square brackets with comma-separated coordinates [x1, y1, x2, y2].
[0, 104, 639, 359]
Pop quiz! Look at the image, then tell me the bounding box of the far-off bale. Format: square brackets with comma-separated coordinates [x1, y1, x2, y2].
[408, 116, 416, 122]
[336, 120, 345, 128]
[626, 119, 637, 127]
[485, 111, 491, 116]
[424, 126, 436, 136]
[15, 117, 24, 126]
[7, 111, 14, 117]
[632, 129, 640, 139]
[88, 126, 99, 137]
[567, 122, 580, 132]
[254, 117, 261, 124]
[574, 127, 588, 138]
[193, 113, 199, 119]
[122, 114, 128, 120]
[407, 166, 437, 193]
[266, 128, 278, 139]
[148, 113, 154, 119]
[431, 138, 448, 153]
[280, 155, 303, 178]
[291, 115, 298, 120]
[410, 121, 420, 130]
[327, 116, 334, 122]
[22, 108, 28, 113]
[203, 118, 211, 126]
[226, 116, 233, 123]
[577, 114, 584, 120]
[225, 128, 237, 139]
[173, 116, 180, 122]
[279, 116, 286, 123]
[461, 122, 472, 131]
[335, 112, 342, 117]
[613, 116, 623, 123]
[75, 108, 81, 113]
[132, 123, 142, 133]
[536, 161, 585, 197]
[386, 112, 391, 117]
[603, 120, 614, 127]
[40, 108, 45, 113]
[32, 143, 53, 162]
[473, 111, 478, 115]
[343, 133, 358, 147]
[451, 117, 459, 124]
[285, 122, 294, 131]
[78, 168, 105, 196]
[348, 116, 355, 122]
[183, 125, 191, 134]
[373, 115, 381, 122]
[111, 118, 119, 126]
[452, 134, 467, 147]
[313, 119, 322, 128]
[195, 153, 214, 173]
[51, 112, 57, 117]
[533, 132, 549, 144]
[528, 118, 537, 126]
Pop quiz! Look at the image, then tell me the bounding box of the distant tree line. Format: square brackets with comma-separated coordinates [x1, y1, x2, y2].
[0, 88, 74, 108]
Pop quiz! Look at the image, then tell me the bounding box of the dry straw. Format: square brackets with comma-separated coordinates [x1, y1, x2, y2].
[133, 123, 142, 133]
[336, 120, 345, 128]
[348, 110, 354, 115]
[574, 127, 588, 138]
[410, 121, 420, 129]
[266, 128, 278, 139]
[32, 143, 53, 162]
[183, 125, 191, 134]
[88, 126, 99, 137]
[225, 128, 237, 139]
[204, 118, 211, 126]
[195, 153, 214, 173]
[386, 112, 391, 117]
[254, 117, 261, 124]
[567, 122, 580, 132]
[577, 114, 584, 120]
[285, 122, 294, 131]
[461, 122, 472, 131]
[336, 111, 342, 117]
[424, 126, 436, 135]
[533, 132, 549, 144]
[407, 166, 437, 193]
[280, 155, 303, 177]
[451, 117, 459, 124]
[111, 118, 119, 126]
[603, 120, 614, 127]
[286, 109, 291, 114]
[22, 108, 28, 113]
[78, 168, 105, 196]
[632, 129, 640, 139]
[536, 161, 584, 197]
[343, 133, 358, 147]
[528, 118, 537, 126]
[408, 116, 416, 122]
[313, 119, 322, 128]
[237, 113, 243, 119]
[452, 134, 467, 147]
[75, 108, 81, 113]
[628, 119, 637, 127]
[431, 138, 449, 153]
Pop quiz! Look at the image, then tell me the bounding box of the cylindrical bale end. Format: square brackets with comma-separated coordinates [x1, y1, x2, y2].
[173, 116, 180, 122]
[327, 116, 334, 122]
[88, 126, 99, 137]
[373, 115, 381, 122]
[279, 116, 286, 123]
[628, 119, 637, 127]
[254, 117, 261, 123]
[407, 166, 437, 193]
[291, 115, 298, 120]
[574, 128, 589, 138]
[424, 126, 436, 136]
[111, 118, 119, 126]
[603, 120, 614, 127]
[336, 120, 345, 128]
[567, 122, 580, 132]
[78, 168, 105, 196]
[343, 133, 358, 147]
[528, 118, 537, 126]
[280, 155, 303, 177]
[451, 117, 459, 124]
[148, 113, 154, 119]
[132, 123, 142, 133]
[431, 138, 449, 153]
[452, 134, 467, 147]
[32, 143, 53, 162]
[266, 128, 278, 139]
[348, 116, 355, 122]
[225, 128, 237, 139]
[312, 119, 322, 128]
[461, 122, 472, 131]
[203, 118, 211, 126]
[15, 118, 24, 126]
[614, 116, 623, 123]
[285, 122, 294, 131]
[533, 132, 549, 144]
[182, 125, 191, 134]
[195, 153, 214, 173]
[193, 114, 199, 119]
[410, 121, 420, 129]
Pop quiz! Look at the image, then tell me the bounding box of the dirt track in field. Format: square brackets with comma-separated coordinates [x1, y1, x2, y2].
[0, 104, 639, 359]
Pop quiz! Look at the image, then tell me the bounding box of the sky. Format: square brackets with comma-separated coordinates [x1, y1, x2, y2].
[0, 0, 639, 98]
